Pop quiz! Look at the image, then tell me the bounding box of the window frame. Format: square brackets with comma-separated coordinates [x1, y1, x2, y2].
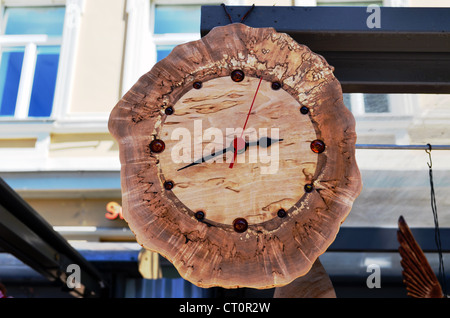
[344, 92, 418, 119]
[121, 0, 242, 96]
[150, 2, 209, 65]
[0, 35, 62, 119]
[0, 0, 86, 172]
[0, 0, 84, 122]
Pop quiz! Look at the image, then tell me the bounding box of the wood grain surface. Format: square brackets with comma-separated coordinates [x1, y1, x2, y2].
[159, 76, 317, 225]
[109, 23, 362, 289]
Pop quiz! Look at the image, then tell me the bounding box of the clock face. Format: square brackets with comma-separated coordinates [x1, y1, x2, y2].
[158, 75, 318, 228]
[109, 23, 361, 289]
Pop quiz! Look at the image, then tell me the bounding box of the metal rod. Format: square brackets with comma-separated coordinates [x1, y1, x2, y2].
[355, 144, 450, 150]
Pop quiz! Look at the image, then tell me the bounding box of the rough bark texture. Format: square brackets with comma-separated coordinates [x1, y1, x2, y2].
[108, 23, 362, 289]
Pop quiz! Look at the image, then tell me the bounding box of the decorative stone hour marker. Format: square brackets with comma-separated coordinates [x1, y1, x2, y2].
[233, 217, 248, 233]
[300, 106, 309, 115]
[163, 180, 174, 190]
[195, 211, 205, 220]
[277, 209, 287, 218]
[304, 183, 314, 193]
[231, 70, 245, 82]
[310, 139, 325, 153]
[149, 139, 165, 153]
[165, 106, 174, 115]
[271, 82, 281, 90]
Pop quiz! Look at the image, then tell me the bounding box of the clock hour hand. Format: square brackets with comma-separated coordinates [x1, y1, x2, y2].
[177, 145, 233, 171]
[246, 137, 283, 148]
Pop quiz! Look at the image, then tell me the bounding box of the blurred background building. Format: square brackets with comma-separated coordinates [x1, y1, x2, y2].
[0, 0, 449, 298]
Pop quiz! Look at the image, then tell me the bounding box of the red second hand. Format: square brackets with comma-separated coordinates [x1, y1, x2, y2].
[229, 77, 263, 169]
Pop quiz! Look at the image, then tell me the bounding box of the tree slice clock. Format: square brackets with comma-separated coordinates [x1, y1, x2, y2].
[108, 23, 362, 289]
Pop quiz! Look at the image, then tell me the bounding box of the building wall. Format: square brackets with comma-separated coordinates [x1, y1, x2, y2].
[0, 0, 126, 243]
[409, 0, 450, 6]
[70, 0, 126, 115]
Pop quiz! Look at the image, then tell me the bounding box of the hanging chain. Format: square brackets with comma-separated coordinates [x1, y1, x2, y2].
[221, 3, 255, 24]
[426, 144, 447, 295]
[221, 3, 233, 23]
[240, 4, 255, 23]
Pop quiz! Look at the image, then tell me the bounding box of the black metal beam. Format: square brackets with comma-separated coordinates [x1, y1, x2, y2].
[0, 205, 60, 281]
[0, 177, 107, 297]
[201, 6, 450, 94]
[329, 227, 450, 253]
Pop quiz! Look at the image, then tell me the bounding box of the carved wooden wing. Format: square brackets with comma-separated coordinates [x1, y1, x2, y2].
[397, 215, 444, 298]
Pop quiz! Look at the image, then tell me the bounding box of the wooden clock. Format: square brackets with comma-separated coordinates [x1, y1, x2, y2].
[109, 23, 362, 289]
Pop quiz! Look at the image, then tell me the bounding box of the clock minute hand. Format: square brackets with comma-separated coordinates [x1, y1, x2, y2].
[177, 145, 233, 171]
[229, 77, 263, 169]
[246, 137, 284, 148]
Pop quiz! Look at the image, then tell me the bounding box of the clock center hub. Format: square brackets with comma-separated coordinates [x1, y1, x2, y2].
[232, 137, 246, 154]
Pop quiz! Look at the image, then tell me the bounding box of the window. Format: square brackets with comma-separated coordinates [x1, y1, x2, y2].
[0, 6, 65, 119]
[363, 94, 389, 113]
[152, 4, 204, 63]
[122, 0, 225, 95]
[154, 5, 201, 34]
[343, 93, 390, 115]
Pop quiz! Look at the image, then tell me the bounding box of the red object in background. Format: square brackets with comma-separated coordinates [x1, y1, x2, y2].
[105, 202, 123, 220]
[0, 283, 12, 298]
